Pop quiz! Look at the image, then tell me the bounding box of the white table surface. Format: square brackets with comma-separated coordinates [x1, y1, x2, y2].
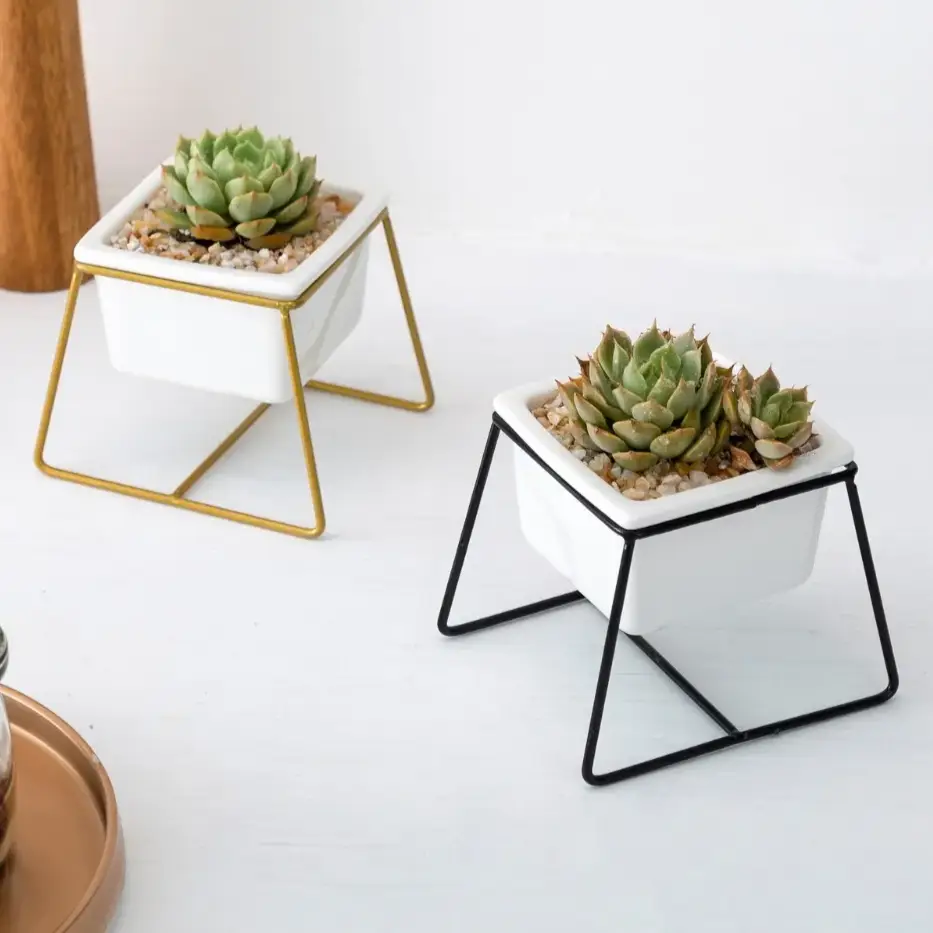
[1, 235, 931, 932]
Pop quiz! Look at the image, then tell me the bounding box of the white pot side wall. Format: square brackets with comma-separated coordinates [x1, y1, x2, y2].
[496, 383, 854, 636]
[74, 166, 385, 403]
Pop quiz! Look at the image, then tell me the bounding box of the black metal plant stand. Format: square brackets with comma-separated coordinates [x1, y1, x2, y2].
[437, 415, 899, 787]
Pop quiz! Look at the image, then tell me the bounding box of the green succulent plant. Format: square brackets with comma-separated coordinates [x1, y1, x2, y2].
[722, 365, 814, 469]
[558, 322, 733, 472]
[156, 126, 322, 249]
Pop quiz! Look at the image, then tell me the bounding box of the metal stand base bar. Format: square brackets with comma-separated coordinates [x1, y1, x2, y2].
[437, 419, 899, 787]
[33, 211, 434, 540]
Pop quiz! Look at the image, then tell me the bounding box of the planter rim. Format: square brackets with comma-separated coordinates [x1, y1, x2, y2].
[74, 161, 388, 301]
[494, 376, 854, 531]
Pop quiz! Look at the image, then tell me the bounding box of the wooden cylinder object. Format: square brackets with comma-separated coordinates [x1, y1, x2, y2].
[0, 0, 99, 292]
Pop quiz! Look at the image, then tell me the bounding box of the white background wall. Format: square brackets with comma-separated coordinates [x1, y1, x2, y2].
[81, 0, 933, 271]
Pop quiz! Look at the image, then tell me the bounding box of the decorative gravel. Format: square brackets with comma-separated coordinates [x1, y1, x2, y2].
[532, 391, 820, 501]
[109, 186, 354, 274]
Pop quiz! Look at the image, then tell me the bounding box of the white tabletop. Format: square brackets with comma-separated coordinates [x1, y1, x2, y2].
[1, 235, 931, 932]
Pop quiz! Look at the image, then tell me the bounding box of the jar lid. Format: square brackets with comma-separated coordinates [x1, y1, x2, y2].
[0, 626, 7, 681]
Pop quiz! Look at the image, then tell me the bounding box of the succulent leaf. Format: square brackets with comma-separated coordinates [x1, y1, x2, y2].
[730, 444, 757, 471]
[189, 224, 236, 242]
[737, 391, 753, 425]
[225, 175, 264, 200]
[258, 163, 282, 190]
[162, 165, 194, 206]
[174, 151, 189, 182]
[633, 321, 665, 365]
[722, 388, 740, 426]
[697, 335, 714, 372]
[274, 194, 308, 225]
[295, 156, 318, 197]
[235, 218, 277, 239]
[186, 205, 228, 227]
[701, 385, 723, 428]
[680, 349, 702, 385]
[228, 191, 274, 222]
[239, 126, 264, 149]
[787, 422, 813, 449]
[755, 438, 793, 461]
[575, 396, 607, 428]
[750, 416, 774, 440]
[612, 385, 642, 416]
[670, 325, 696, 356]
[649, 427, 696, 459]
[587, 423, 628, 454]
[772, 420, 805, 440]
[186, 164, 227, 214]
[785, 401, 814, 423]
[681, 423, 717, 463]
[195, 130, 216, 164]
[647, 375, 676, 406]
[622, 356, 648, 397]
[711, 419, 731, 457]
[612, 419, 661, 450]
[612, 451, 659, 473]
[696, 362, 717, 411]
[233, 141, 263, 172]
[155, 208, 190, 229]
[556, 382, 579, 420]
[680, 407, 701, 432]
[631, 400, 674, 430]
[212, 148, 239, 185]
[281, 205, 319, 235]
[755, 367, 780, 404]
[588, 357, 615, 404]
[665, 378, 696, 419]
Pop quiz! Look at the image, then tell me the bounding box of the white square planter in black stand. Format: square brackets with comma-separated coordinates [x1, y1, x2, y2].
[437, 395, 899, 788]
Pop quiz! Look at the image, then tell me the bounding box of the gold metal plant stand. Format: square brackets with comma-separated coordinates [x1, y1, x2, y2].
[33, 209, 434, 540]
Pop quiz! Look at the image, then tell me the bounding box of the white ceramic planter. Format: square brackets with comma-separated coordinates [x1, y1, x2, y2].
[74, 164, 388, 404]
[495, 380, 855, 636]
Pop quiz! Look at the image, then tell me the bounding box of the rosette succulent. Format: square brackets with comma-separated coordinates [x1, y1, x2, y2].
[156, 127, 321, 249]
[558, 323, 732, 472]
[723, 366, 815, 469]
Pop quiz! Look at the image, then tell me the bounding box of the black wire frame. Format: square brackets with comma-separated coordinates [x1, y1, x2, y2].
[437, 414, 899, 787]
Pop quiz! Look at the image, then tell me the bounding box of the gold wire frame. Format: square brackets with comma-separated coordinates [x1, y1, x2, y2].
[33, 209, 435, 540]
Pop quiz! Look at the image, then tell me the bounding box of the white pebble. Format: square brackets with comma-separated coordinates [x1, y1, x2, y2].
[661, 473, 680, 486]
[690, 470, 711, 486]
[589, 454, 610, 473]
[678, 480, 693, 492]
[622, 470, 639, 483]
[634, 476, 650, 491]
[547, 411, 562, 426]
[572, 448, 587, 460]
[258, 248, 271, 259]
[623, 487, 647, 500]
[659, 484, 679, 496]
[610, 465, 622, 479]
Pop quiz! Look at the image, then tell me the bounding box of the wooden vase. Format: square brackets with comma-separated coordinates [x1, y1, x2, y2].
[0, 0, 99, 293]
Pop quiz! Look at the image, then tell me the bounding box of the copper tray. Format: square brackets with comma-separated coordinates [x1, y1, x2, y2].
[0, 686, 125, 932]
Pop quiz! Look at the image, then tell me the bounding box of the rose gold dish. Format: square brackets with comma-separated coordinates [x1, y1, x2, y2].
[0, 686, 125, 932]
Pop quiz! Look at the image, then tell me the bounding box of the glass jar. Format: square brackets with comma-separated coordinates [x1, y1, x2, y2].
[0, 626, 11, 875]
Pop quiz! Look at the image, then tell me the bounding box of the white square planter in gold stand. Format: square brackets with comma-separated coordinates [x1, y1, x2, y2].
[34, 167, 434, 539]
